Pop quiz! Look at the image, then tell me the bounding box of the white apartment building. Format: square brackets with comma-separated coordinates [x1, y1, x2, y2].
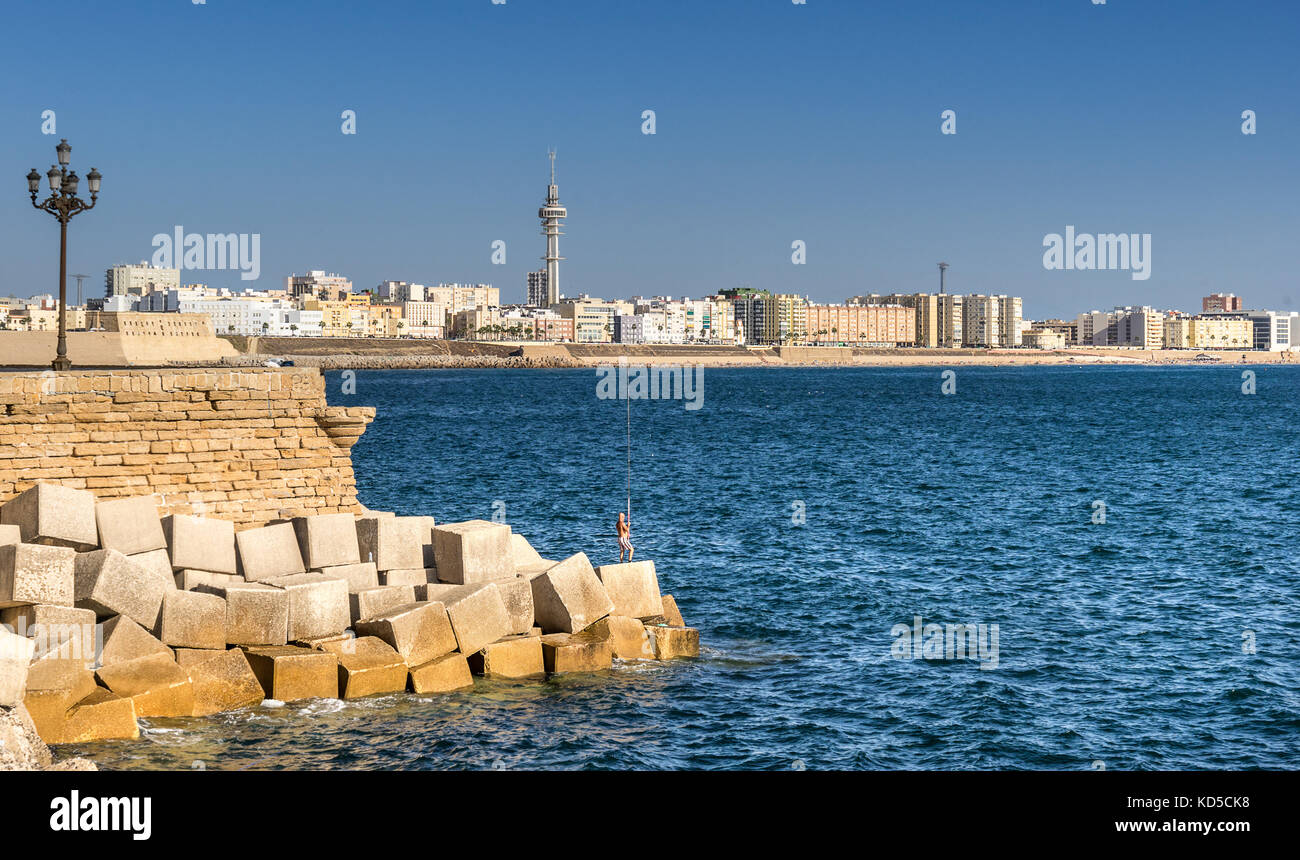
[105, 262, 180, 297]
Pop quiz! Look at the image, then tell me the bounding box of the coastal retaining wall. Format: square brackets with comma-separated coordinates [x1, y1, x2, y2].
[0, 367, 373, 526]
[0, 314, 237, 367]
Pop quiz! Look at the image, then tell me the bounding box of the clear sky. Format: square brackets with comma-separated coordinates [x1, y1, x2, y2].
[2, 0, 1296, 318]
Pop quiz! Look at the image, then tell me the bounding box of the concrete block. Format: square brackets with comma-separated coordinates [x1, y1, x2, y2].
[0, 482, 97, 550]
[264, 573, 349, 641]
[99, 615, 173, 667]
[0, 543, 75, 609]
[292, 513, 361, 569]
[199, 583, 288, 647]
[173, 648, 227, 669]
[356, 516, 425, 571]
[94, 495, 167, 555]
[380, 568, 434, 587]
[241, 645, 338, 701]
[316, 636, 407, 699]
[490, 576, 535, 636]
[61, 689, 140, 743]
[129, 548, 174, 587]
[349, 585, 417, 625]
[235, 522, 306, 582]
[317, 561, 379, 593]
[511, 533, 545, 569]
[467, 635, 545, 680]
[408, 653, 474, 694]
[529, 553, 614, 634]
[0, 625, 37, 707]
[163, 514, 237, 574]
[645, 625, 700, 660]
[433, 520, 513, 584]
[0, 524, 20, 546]
[0, 604, 95, 658]
[355, 601, 457, 667]
[175, 569, 244, 591]
[157, 590, 226, 650]
[594, 561, 664, 619]
[22, 687, 78, 745]
[540, 630, 614, 674]
[424, 583, 511, 655]
[661, 594, 686, 627]
[74, 549, 173, 629]
[291, 631, 353, 650]
[187, 648, 265, 716]
[24, 648, 98, 703]
[95, 654, 196, 718]
[588, 615, 655, 660]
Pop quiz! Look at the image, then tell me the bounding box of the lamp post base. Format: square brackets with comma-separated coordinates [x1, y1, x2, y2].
[51, 357, 71, 372]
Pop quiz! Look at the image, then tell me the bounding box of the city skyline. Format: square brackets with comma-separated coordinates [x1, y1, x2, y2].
[2, 1, 1296, 320]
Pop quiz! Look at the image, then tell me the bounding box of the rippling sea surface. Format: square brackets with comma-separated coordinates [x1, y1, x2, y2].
[65, 366, 1300, 770]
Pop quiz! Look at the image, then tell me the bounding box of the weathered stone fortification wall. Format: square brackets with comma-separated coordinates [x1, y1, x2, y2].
[0, 368, 372, 527]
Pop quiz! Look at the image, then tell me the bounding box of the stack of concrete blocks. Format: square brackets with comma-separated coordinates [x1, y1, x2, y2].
[0, 483, 700, 750]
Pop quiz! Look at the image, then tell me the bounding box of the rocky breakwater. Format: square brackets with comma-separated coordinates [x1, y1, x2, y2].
[224, 353, 583, 370]
[0, 481, 698, 764]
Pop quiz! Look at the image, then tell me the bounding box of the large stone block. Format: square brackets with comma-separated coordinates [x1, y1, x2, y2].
[0, 483, 98, 550]
[100, 615, 173, 667]
[318, 561, 379, 593]
[510, 533, 553, 575]
[408, 653, 473, 694]
[241, 645, 338, 701]
[22, 687, 77, 746]
[202, 583, 288, 647]
[24, 647, 98, 703]
[95, 495, 167, 555]
[645, 625, 700, 660]
[380, 568, 435, 587]
[594, 561, 664, 619]
[316, 636, 407, 699]
[529, 553, 614, 634]
[235, 522, 306, 582]
[424, 583, 511, 655]
[61, 688, 140, 743]
[433, 520, 513, 584]
[0, 604, 94, 658]
[187, 648, 265, 716]
[175, 569, 245, 592]
[661, 594, 686, 627]
[292, 513, 361, 569]
[490, 576, 535, 636]
[0, 543, 75, 609]
[95, 654, 196, 718]
[74, 549, 173, 629]
[540, 630, 615, 674]
[355, 601, 457, 667]
[588, 615, 655, 660]
[467, 635, 545, 680]
[173, 647, 227, 669]
[356, 516, 425, 571]
[156, 590, 226, 650]
[350, 585, 416, 625]
[0, 625, 37, 707]
[129, 548, 175, 587]
[0, 524, 20, 546]
[265, 573, 350, 641]
[163, 514, 237, 574]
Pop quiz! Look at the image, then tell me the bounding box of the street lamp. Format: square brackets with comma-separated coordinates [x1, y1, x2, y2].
[27, 138, 100, 371]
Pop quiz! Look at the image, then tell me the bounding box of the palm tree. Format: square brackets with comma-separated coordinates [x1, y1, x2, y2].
[289, 324, 299, 336]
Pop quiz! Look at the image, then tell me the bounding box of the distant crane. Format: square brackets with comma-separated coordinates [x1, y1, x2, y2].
[69, 274, 90, 307]
[938, 262, 949, 294]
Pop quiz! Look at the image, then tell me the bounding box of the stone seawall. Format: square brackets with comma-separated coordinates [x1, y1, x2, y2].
[0, 368, 373, 527]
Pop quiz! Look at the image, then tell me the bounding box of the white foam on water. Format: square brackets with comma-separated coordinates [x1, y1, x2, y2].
[261, 699, 285, 709]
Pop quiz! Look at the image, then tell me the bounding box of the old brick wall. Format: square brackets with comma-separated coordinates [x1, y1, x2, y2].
[0, 367, 373, 527]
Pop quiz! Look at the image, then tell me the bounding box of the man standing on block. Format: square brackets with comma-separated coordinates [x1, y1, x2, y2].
[616, 511, 634, 563]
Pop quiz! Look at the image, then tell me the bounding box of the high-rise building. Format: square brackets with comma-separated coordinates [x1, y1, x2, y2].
[1203, 293, 1243, 312]
[538, 152, 567, 306]
[527, 270, 549, 307]
[105, 262, 180, 298]
[287, 271, 352, 301]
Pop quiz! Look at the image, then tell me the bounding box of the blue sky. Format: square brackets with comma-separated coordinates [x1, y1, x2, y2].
[1, 0, 1296, 318]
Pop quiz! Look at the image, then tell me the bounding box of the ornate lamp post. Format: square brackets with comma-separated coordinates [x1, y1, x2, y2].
[27, 139, 101, 371]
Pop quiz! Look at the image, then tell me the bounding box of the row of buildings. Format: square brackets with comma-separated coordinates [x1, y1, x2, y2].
[1022, 295, 1295, 351]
